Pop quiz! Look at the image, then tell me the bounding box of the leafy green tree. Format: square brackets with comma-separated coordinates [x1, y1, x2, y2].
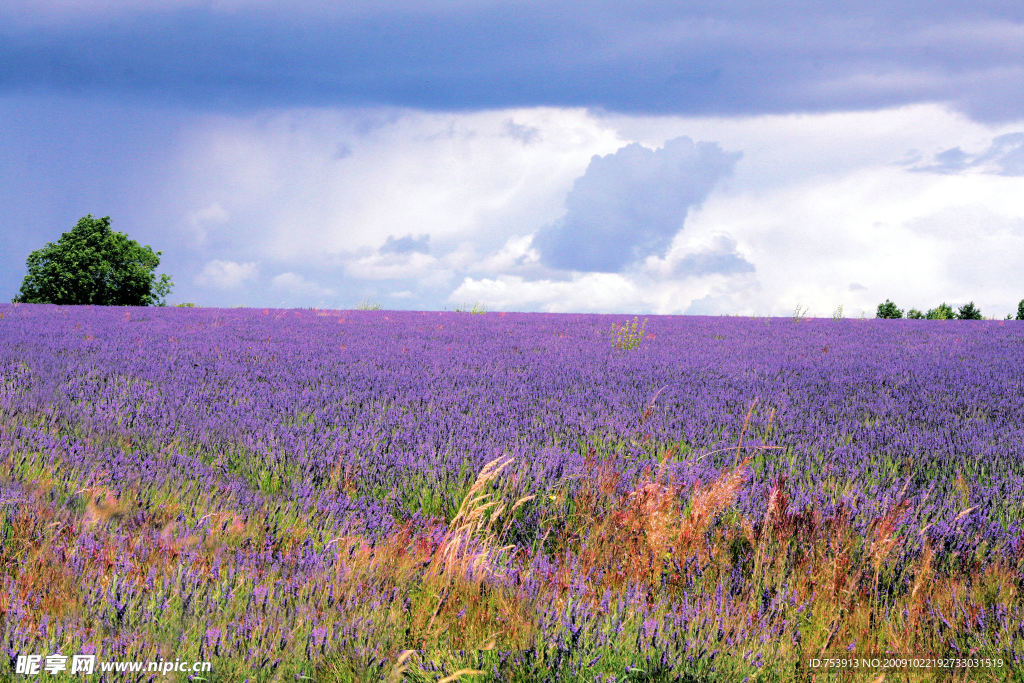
[956, 302, 982, 320]
[876, 299, 903, 319]
[1017, 299, 1024, 320]
[906, 308, 924, 319]
[13, 215, 172, 306]
[926, 303, 954, 320]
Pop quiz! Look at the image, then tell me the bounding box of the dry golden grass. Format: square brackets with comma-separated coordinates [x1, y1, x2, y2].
[564, 455, 752, 593]
[428, 456, 533, 583]
[324, 458, 539, 654]
[82, 486, 123, 526]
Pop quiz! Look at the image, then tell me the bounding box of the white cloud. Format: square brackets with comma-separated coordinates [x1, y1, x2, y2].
[270, 272, 335, 297]
[194, 260, 258, 289]
[186, 202, 229, 245]
[469, 235, 540, 273]
[675, 163, 1024, 316]
[450, 269, 759, 315]
[908, 205, 1024, 308]
[450, 273, 643, 313]
[643, 233, 754, 280]
[911, 132, 1024, 175]
[169, 107, 624, 264]
[590, 103, 1024, 316]
[343, 252, 450, 284]
[157, 102, 1024, 314]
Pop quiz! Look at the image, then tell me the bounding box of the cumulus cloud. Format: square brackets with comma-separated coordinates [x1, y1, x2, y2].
[450, 273, 643, 313]
[469, 235, 541, 274]
[674, 155, 1024, 317]
[194, 259, 257, 288]
[906, 204, 1024, 239]
[640, 233, 755, 284]
[186, 202, 229, 244]
[904, 205, 1024, 306]
[912, 132, 1024, 175]
[450, 264, 759, 315]
[344, 251, 451, 286]
[270, 272, 335, 297]
[7, 91, 1024, 316]
[167, 107, 622, 264]
[668, 235, 754, 279]
[685, 291, 756, 316]
[533, 137, 739, 272]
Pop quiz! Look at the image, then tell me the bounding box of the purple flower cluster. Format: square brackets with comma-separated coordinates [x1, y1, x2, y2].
[1, 303, 1022, 678]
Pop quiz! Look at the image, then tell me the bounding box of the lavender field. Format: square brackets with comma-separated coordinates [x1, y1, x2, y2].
[2, 303, 1023, 681]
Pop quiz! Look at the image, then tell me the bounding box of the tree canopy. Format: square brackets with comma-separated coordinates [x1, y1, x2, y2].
[13, 215, 172, 306]
[956, 302, 982, 320]
[926, 303, 955, 320]
[876, 299, 903, 319]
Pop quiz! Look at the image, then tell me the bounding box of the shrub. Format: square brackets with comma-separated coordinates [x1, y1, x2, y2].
[455, 302, 488, 314]
[611, 316, 646, 350]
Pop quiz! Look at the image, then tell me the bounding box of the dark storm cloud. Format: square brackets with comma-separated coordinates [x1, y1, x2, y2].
[3, 2, 1024, 120]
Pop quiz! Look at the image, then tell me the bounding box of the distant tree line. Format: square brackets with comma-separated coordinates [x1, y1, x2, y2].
[877, 299, 1024, 320]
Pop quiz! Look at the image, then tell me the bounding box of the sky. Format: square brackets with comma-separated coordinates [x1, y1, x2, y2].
[2, 2, 1023, 316]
